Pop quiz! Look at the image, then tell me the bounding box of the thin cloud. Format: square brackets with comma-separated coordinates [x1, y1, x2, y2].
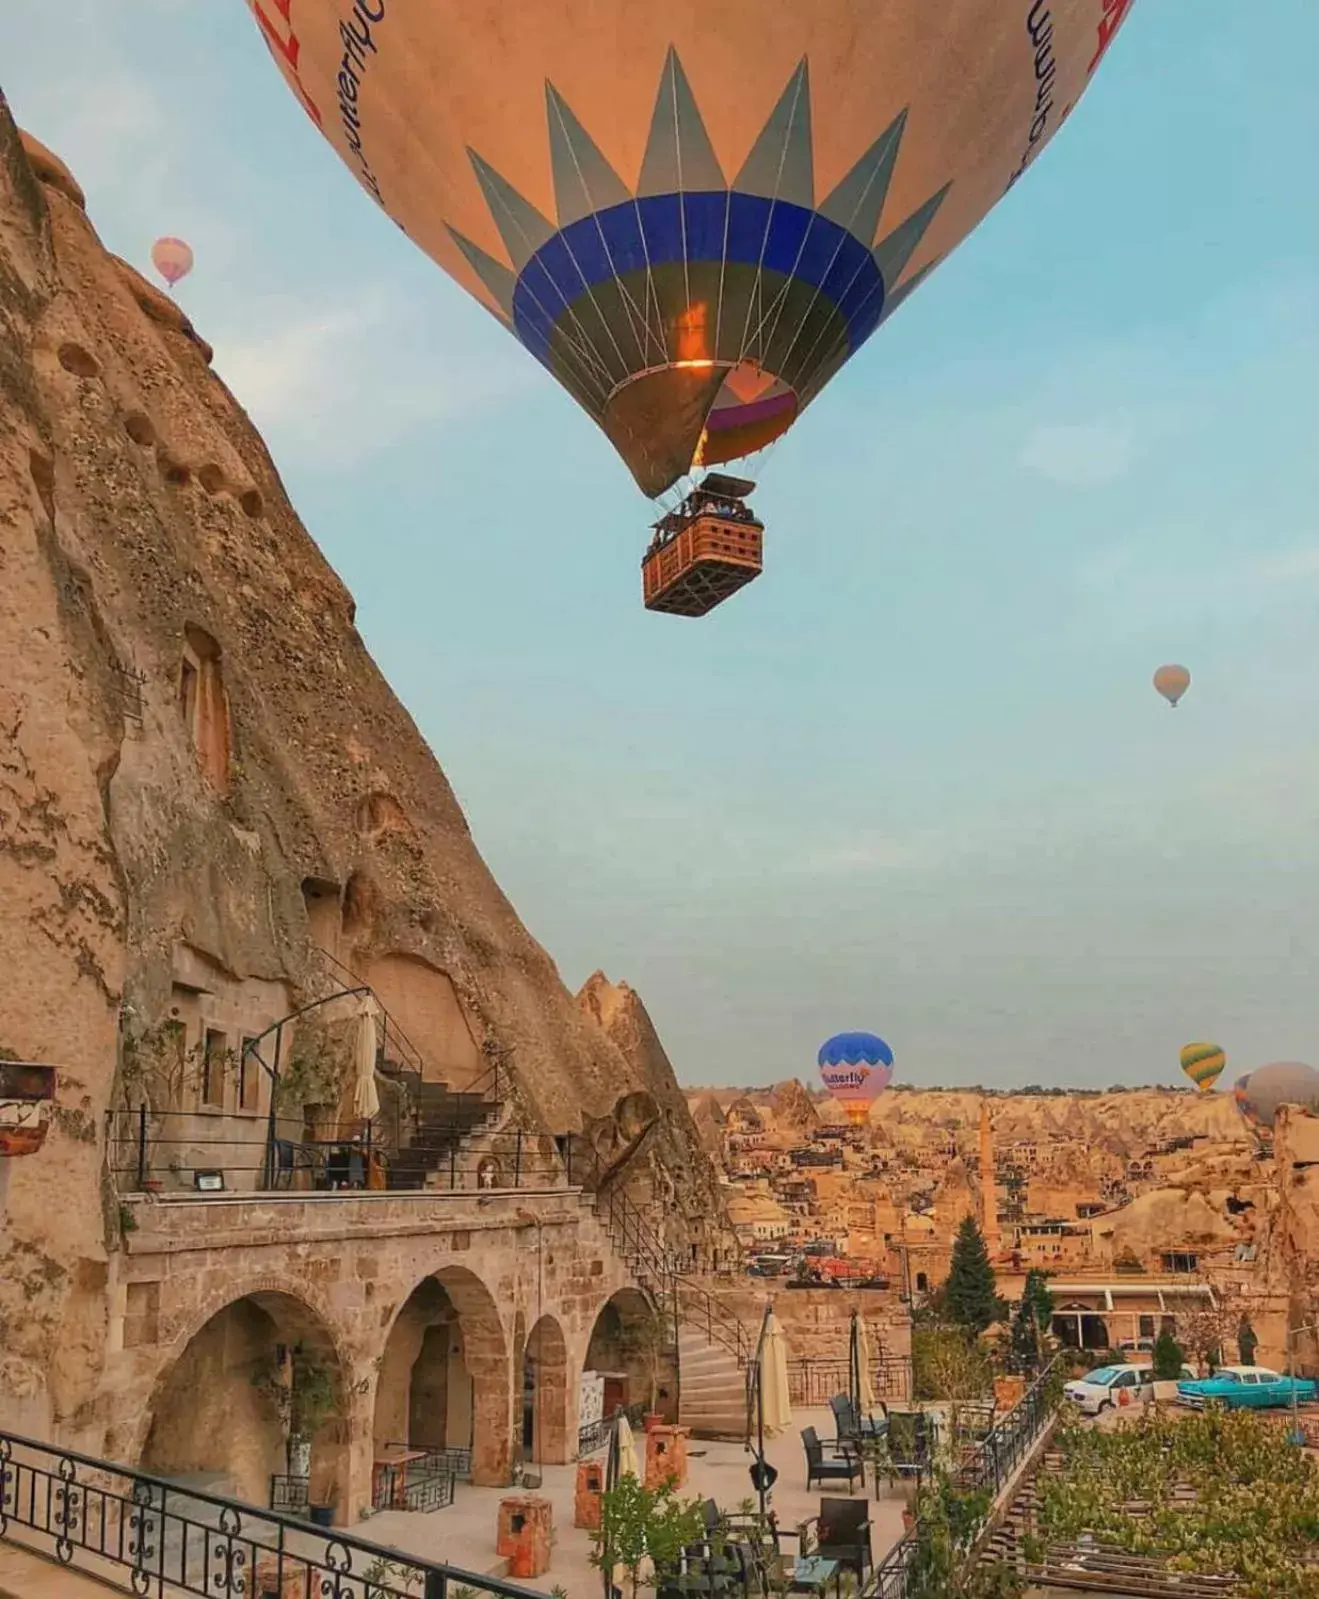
[210, 293, 537, 469]
[1017, 419, 1137, 488]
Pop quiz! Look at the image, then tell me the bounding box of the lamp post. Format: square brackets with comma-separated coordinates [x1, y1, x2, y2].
[1286, 1320, 1316, 1446]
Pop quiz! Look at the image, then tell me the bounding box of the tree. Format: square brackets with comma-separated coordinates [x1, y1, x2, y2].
[1152, 1327, 1186, 1381]
[1011, 1270, 1055, 1371]
[944, 1217, 1003, 1336]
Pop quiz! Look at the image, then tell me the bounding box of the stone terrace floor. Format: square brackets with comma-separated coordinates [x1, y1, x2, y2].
[367, 1408, 910, 1596]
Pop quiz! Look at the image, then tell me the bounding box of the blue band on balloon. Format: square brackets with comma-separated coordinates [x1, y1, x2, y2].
[512, 191, 885, 366]
[818, 1031, 894, 1068]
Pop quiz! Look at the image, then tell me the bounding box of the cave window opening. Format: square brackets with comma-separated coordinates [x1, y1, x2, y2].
[201, 1028, 227, 1110]
[179, 627, 231, 793]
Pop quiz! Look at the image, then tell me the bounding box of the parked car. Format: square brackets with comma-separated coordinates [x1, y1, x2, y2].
[1176, 1366, 1318, 1410]
[1064, 1363, 1196, 1416]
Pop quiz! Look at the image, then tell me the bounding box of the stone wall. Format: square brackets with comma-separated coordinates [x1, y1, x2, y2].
[101, 1188, 642, 1519]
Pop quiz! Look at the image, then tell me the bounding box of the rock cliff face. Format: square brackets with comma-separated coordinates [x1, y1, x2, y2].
[0, 97, 723, 1437]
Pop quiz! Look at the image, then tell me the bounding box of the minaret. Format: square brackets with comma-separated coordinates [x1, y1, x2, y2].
[979, 1100, 1001, 1253]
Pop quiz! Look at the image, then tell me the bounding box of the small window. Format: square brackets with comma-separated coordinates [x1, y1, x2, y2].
[238, 1038, 260, 1112]
[1139, 1316, 1156, 1339]
[201, 1028, 227, 1109]
[179, 658, 199, 727]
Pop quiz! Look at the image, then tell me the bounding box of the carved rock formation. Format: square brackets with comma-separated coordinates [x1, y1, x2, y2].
[0, 96, 723, 1436]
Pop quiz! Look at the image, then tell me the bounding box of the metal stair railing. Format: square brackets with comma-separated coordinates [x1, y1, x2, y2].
[594, 1181, 750, 1365]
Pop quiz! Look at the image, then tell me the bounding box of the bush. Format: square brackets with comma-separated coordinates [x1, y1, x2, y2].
[1152, 1328, 1185, 1381]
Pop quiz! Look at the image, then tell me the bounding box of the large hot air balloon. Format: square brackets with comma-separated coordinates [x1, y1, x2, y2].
[1180, 1041, 1225, 1094]
[818, 1032, 894, 1126]
[244, 0, 1136, 609]
[150, 236, 194, 290]
[1234, 1062, 1319, 1134]
[1153, 665, 1190, 708]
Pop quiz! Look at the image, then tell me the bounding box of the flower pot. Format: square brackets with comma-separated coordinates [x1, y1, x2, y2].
[1152, 1380, 1181, 1403]
[0, 1125, 48, 1157]
[643, 1412, 662, 1433]
[287, 1437, 312, 1479]
[308, 1504, 334, 1528]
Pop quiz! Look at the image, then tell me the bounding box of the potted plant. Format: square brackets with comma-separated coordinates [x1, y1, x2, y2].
[254, 1345, 338, 1486]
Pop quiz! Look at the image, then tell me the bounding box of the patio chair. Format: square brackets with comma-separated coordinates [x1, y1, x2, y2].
[801, 1426, 863, 1493]
[829, 1392, 886, 1447]
[809, 1497, 872, 1582]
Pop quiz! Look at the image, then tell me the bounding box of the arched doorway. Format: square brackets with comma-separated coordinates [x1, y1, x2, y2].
[375, 1265, 510, 1486]
[141, 1291, 346, 1514]
[521, 1314, 571, 1467]
[584, 1289, 669, 1421]
[1052, 1304, 1110, 1351]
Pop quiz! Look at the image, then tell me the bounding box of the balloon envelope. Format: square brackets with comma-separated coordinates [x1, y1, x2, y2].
[150, 236, 194, 287]
[1153, 664, 1190, 707]
[1235, 1061, 1319, 1132]
[1180, 1041, 1226, 1094]
[245, 1, 1134, 495]
[819, 1032, 894, 1123]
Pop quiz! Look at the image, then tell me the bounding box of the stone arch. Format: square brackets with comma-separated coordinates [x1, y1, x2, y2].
[585, 1288, 669, 1420]
[138, 1287, 350, 1516]
[523, 1313, 571, 1467]
[375, 1264, 510, 1487]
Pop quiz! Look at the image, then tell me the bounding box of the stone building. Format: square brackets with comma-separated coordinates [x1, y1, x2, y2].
[0, 101, 737, 1521]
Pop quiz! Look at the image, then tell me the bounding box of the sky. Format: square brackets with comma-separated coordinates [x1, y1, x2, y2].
[6, 3, 1319, 1091]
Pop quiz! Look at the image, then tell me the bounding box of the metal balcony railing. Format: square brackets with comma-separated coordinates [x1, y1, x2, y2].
[0, 1428, 542, 1598]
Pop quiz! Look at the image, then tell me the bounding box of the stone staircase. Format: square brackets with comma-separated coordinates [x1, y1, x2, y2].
[677, 1321, 750, 1439]
[380, 1067, 502, 1190]
[592, 1184, 752, 1440]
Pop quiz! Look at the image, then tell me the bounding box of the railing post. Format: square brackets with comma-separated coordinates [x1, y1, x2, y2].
[515, 1127, 523, 1188]
[450, 1145, 457, 1190]
[566, 1137, 572, 1185]
[136, 1103, 148, 1189]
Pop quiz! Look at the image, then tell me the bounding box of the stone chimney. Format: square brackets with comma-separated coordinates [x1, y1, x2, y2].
[979, 1100, 1001, 1252]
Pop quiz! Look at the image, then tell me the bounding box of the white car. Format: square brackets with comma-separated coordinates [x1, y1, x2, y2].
[1064, 1362, 1195, 1415]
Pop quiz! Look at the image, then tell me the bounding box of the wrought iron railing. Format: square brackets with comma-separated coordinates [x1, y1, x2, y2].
[954, 1353, 1064, 1500]
[370, 1452, 456, 1515]
[577, 1403, 646, 1459]
[267, 1474, 309, 1515]
[105, 1109, 567, 1196]
[862, 1354, 1065, 1599]
[786, 1355, 913, 1408]
[0, 1429, 540, 1598]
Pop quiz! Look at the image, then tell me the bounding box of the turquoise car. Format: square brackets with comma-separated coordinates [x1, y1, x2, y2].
[1177, 1365, 1317, 1410]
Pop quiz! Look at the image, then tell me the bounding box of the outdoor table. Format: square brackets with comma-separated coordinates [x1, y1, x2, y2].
[789, 1555, 841, 1595]
[371, 1446, 427, 1509]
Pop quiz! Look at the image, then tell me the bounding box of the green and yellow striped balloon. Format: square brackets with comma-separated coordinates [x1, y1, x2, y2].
[1180, 1041, 1226, 1093]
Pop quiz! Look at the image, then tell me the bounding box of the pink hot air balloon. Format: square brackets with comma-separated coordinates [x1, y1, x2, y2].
[150, 236, 194, 290]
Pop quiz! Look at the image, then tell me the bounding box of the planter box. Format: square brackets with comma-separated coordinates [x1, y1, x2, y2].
[1152, 1381, 1182, 1403]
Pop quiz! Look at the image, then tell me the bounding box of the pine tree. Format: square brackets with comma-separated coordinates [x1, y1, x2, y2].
[944, 1217, 1002, 1335]
[1011, 1269, 1054, 1369]
[1152, 1326, 1185, 1381]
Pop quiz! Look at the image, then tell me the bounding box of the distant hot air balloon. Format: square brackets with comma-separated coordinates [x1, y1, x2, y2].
[244, 0, 1137, 608]
[1180, 1041, 1226, 1094]
[1235, 1061, 1319, 1134]
[150, 236, 194, 290]
[818, 1032, 894, 1126]
[1153, 664, 1190, 708]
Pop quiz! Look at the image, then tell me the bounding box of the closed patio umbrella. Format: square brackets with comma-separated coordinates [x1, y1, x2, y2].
[854, 1310, 877, 1412]
[760, 1312, 792, 1437]
[351, 994, 380, 1123]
